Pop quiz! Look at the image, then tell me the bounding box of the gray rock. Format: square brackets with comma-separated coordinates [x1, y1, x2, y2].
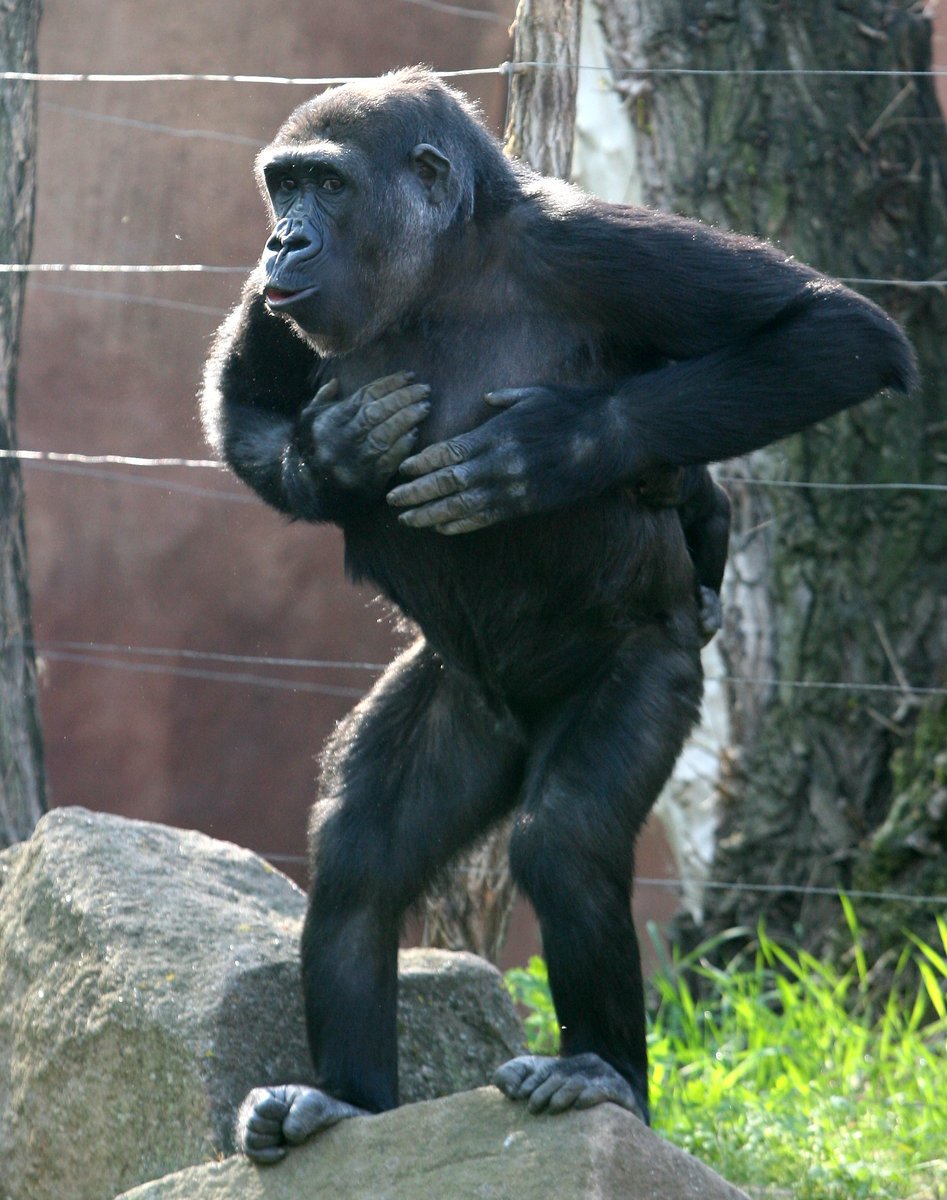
[398, 948, 525, 1103]
[0, 808, 523, 1200]
[0, 840, 25, 889]
[116, 1087, 751, 1200]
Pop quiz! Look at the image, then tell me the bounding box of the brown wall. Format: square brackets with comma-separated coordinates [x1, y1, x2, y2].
[15, 3, 946, 972]
[19, 0, 512, 866]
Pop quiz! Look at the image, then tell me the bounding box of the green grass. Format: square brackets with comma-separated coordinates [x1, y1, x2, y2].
[504, 905, 947, 1200]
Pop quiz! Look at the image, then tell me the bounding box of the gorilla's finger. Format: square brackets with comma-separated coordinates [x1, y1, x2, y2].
[360, 384, 431, 428]
[375, 431, 421, 477]
[395, 487, 490, 530]
[545, 1078, 585, 1114]
[483, 387, 546, 408]
[526, 1073, 583, 1114]
[435, 511, 501, 535]
[388, 465, 469, 508]
[493, 1055, 547, 1095]
[243, 1111, 284, 1135]
[243, 1142, 287, 1165]
[359, 371, 416, 402]
[364, 400, 431, 452]
[313, 378, 341, 404]
[397, 437, 470, 478]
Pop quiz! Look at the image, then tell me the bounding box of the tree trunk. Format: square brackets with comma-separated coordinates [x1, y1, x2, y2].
[418, 0, 581, 963]
[502, 0, 582, 175]
[0, 0, 47, 847]
[596, 0, 947, 955]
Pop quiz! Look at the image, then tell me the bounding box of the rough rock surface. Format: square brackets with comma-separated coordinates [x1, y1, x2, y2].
[117, 1087, 751, 1200]
[0, 808, 523, 1200]
[398, 948, 524, 1103]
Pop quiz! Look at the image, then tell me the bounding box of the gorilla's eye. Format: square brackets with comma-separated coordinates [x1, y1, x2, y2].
[321, 176, 344, 193]
[278, 177, 298, 192]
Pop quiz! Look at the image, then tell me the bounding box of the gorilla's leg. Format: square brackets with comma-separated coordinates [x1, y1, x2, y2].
[499, 624, 702, 1123]
[238, 639, 525, 1162]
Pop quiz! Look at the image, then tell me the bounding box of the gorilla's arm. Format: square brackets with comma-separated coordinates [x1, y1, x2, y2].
[201, 285, 430, 520]
[201, 284, 318, 514]
[387, 206, 916, 534]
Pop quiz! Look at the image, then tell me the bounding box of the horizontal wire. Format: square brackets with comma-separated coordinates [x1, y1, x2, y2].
[5, 263, 944, 289]
[41, 100, 264, 146]
[28, 281, 231, 317]
[3, 449, 221, 467]
[3, 63, 947, 84]
[838, 276, 947, 289]
[254, 851, 947, 905]
[8, 639, 945, 699]
[20, 460, 256, 503]
[0, 263, 249, 274]
[31, 639, 387, 671]
[635, 877, 947, 905]
[34, 648, 365, 698]
[5, 449, 947, 495]
[35, 97, 947, 168]
[0, 67, 502, 85]
[720, 677, 947, 697]
[716, 476, 947, 492]
[399, 0, 509, 21]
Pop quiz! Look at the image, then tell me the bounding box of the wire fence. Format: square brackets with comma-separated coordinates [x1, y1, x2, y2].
[3, 447, 947, 493]
[3, 637, 947, 702]
[254, 856, 947, 908]
[4, 62, 947, 83]
[2, 47, 946, 919]
[3, 262, 946, 291]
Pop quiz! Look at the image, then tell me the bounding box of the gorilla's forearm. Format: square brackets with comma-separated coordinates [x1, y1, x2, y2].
[607, 284, 915, 474]
[204, 354, 431, 522]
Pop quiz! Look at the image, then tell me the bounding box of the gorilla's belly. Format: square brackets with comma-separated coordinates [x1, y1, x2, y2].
[343, 494, 696, 700]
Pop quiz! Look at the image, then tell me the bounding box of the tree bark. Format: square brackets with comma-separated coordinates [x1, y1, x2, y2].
[502, 0, 582, 176]
[596, 0, 947, 954]
[418, 0, 582, 963]
[0, 0, 47, 847]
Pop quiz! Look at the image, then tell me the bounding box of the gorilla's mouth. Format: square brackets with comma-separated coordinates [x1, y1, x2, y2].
[265, 285, 318, 309]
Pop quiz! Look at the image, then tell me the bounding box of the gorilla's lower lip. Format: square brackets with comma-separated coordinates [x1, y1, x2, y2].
[265, 285, 319, 309]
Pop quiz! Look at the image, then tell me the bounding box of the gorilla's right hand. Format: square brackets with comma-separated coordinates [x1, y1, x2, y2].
[298, 372, 431, 499]
[237, 1084, 367, 1164]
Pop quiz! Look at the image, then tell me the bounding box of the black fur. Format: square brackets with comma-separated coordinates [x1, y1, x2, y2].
[200, 68, 916, 1161]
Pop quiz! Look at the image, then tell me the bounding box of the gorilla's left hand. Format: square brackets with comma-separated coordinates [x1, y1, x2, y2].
[387, 386, 618, 534]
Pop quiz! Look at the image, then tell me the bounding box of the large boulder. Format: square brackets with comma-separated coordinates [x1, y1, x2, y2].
[398, 948, 525, 1103]
[117, 1087, 751, 1200]
[0, 808, 523, 1200]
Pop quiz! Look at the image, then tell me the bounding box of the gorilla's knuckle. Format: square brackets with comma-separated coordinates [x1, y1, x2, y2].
[437, 467, 465, 495]
[442, 439, 468, 465]
[309, 410, 335, 439]
[445, 493, 475, 517]
[499, 446, 527, 479]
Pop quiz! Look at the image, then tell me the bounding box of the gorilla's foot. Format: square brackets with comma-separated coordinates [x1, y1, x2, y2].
[493, 1053, 646, 1121]
[237, 1084, 367, 1164]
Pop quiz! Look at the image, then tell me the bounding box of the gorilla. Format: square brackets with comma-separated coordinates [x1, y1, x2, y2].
[199, 67, 915, 1162]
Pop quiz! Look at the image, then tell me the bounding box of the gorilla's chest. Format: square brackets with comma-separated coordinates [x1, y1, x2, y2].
[322, 310, 604, 447]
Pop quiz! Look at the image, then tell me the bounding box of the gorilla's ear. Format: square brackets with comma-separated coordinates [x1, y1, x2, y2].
[411, 144, 452, 205]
